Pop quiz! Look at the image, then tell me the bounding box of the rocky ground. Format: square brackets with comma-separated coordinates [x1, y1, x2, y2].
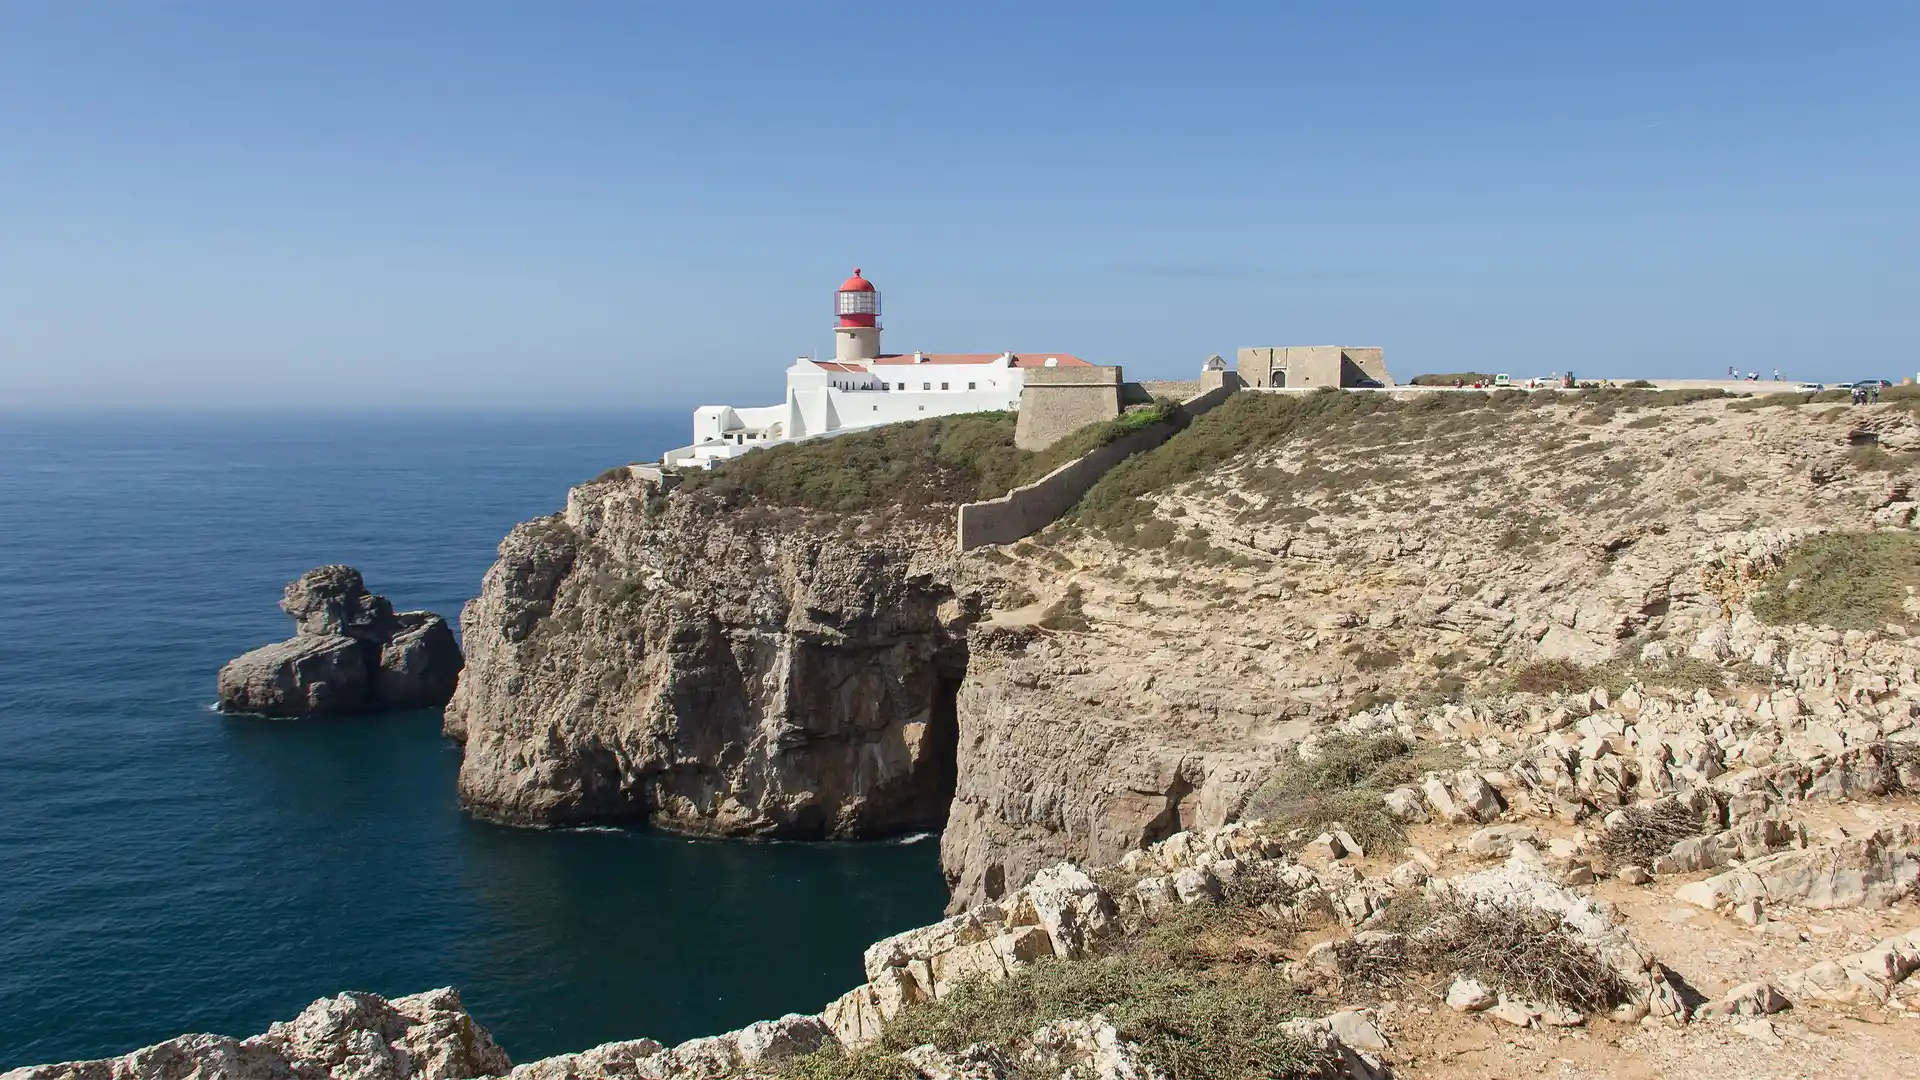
[53, 388, 1920, 1080]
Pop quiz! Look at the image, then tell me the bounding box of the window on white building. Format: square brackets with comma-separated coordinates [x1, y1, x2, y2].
[941, 382, 949, 390]
[967, 382, 976, 390]
[922, 382, 931, 390]
[896, 382, 904, 390]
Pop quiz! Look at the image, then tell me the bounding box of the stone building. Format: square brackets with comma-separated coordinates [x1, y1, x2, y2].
[1013, 366, 1124, 451]
[1236, 346, 1393, 389]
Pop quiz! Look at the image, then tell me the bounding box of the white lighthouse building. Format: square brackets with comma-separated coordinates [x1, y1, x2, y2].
[665, 269, 1091, 467]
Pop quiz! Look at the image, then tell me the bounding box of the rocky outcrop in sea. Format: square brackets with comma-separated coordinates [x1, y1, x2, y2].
[217, 566, 463, 717]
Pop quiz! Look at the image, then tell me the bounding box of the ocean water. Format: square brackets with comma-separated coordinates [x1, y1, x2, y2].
[0, 411, 947, 1070]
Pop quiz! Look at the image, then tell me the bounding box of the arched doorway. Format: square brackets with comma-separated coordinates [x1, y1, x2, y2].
[1270, 370, 1287, 388]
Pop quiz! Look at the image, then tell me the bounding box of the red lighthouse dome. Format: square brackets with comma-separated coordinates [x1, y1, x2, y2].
[835, 268, 880, 328]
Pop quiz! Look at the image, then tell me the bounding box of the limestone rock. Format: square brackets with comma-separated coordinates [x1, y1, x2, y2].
[2, 988, 507, 1080]
[1699, 981, 1791, 1019]
[217, 634, 372, 717]
[376, 613, 464, 711]
[1674, 831, 1920, 911]
[217, 566, 462, 718]
[1382, 787, 1428, 822]
[1467, 824, 1536, 859]
[1446, 977, 1497, 1012]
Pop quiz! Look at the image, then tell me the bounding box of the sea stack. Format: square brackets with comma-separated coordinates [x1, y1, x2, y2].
[217, 565, 463, 717]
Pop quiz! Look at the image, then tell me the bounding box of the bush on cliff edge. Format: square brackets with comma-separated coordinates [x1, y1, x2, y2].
[1751, 531, 1920, 630]
[680, 412, 1028, 514]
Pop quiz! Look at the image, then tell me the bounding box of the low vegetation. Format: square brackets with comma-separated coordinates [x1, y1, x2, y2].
[1750, 531, 1920, 630]
[1505, 655, 1765, 696]
[1410, 372, 1497, 386]
[1071, 387, 1735, 543]
[1343, 896, 1628, 1012]
[679, 413, 1029, 514]
[782, 877, 1322, 1080]
[1241, 732, 1463, 852]
[676, 404, 1195, 518]
[1014, 400, 1180, 485]
[1595, 801, 1704, 870]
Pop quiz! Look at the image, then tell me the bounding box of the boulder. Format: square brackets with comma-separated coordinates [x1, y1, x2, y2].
[1467, 824, 1536, 859]
[1446, 977, 1496, 1012]
[217, 566, 463, 718]
[1674, 832, 1920, 911]
[217, 635, 372, 717]
[377, 613, 465, 711]
[1699, 981, 1791, 1019]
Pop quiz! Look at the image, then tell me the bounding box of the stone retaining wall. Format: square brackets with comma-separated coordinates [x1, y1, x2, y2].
[958, 384, 1237, 551]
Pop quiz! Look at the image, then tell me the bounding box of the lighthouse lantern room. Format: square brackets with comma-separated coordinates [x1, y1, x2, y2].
[833, 268, 883, 363]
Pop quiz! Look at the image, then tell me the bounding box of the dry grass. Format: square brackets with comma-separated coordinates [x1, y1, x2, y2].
[1751, 531, 1920, 630]
[1595, 801, 1704, 870]
[1506, 656, 1743, 697]
[782, 886, 1323, 1080]
[1343, 897, 1628, 1012]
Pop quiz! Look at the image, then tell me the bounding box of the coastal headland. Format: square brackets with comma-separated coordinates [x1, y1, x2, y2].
[26, 383, 1920, 1079]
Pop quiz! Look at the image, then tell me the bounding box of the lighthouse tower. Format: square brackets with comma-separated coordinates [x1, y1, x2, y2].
[833, 268, 882, 364]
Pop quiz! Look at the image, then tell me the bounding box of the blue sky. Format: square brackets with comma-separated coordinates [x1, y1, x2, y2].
[1, 2, 1914, 408]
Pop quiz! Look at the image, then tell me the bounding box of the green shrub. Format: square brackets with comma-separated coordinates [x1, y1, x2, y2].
[786, 952, 1319, 1080]
[1015, 401, 1180, 485]
[680, 413, 1027, 514]
[1241, 733, 1462, 851]
[1507, 657, 1733, 697]
[1751, 531, 1920, 630]
[1508, 659, 1593, 695]
[591, 465, 631, 483]
[1410, 372, 1497, 386]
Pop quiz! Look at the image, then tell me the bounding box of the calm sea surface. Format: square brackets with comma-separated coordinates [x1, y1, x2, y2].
[0, 411, 946, 1070]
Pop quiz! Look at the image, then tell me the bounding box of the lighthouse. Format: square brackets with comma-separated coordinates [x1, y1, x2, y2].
[833, 268, 882, 363]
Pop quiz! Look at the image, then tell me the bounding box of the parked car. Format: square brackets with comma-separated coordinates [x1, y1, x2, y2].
[1853, 379, 1893, 389]
[1795, 382, 1825, 392]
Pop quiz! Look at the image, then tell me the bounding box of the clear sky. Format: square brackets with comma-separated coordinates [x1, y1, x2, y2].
[1, 2, 1914, 409]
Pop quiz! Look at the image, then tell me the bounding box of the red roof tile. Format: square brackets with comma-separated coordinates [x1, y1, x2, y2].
[866, 353, 1091, 367]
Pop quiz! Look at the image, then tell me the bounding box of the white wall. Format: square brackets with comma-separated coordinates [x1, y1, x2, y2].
[866, 362, 1023, 405]
[683, 359, 1031, 468]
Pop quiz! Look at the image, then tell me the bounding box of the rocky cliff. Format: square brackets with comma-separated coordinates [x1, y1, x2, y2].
[445, 480, 984, 837]
[449, 393, 1920, 909]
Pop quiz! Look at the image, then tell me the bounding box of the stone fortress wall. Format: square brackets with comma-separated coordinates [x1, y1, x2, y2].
[1012, 366, 1124, 451]
[1237, 346, 1393, 389]
[958, 382, 1238, 551]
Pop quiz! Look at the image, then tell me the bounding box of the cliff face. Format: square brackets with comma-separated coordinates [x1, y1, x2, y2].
[939, 629, 1274, 910]
[450, 397, 1920, 909]
[445, 478, 977, 838]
